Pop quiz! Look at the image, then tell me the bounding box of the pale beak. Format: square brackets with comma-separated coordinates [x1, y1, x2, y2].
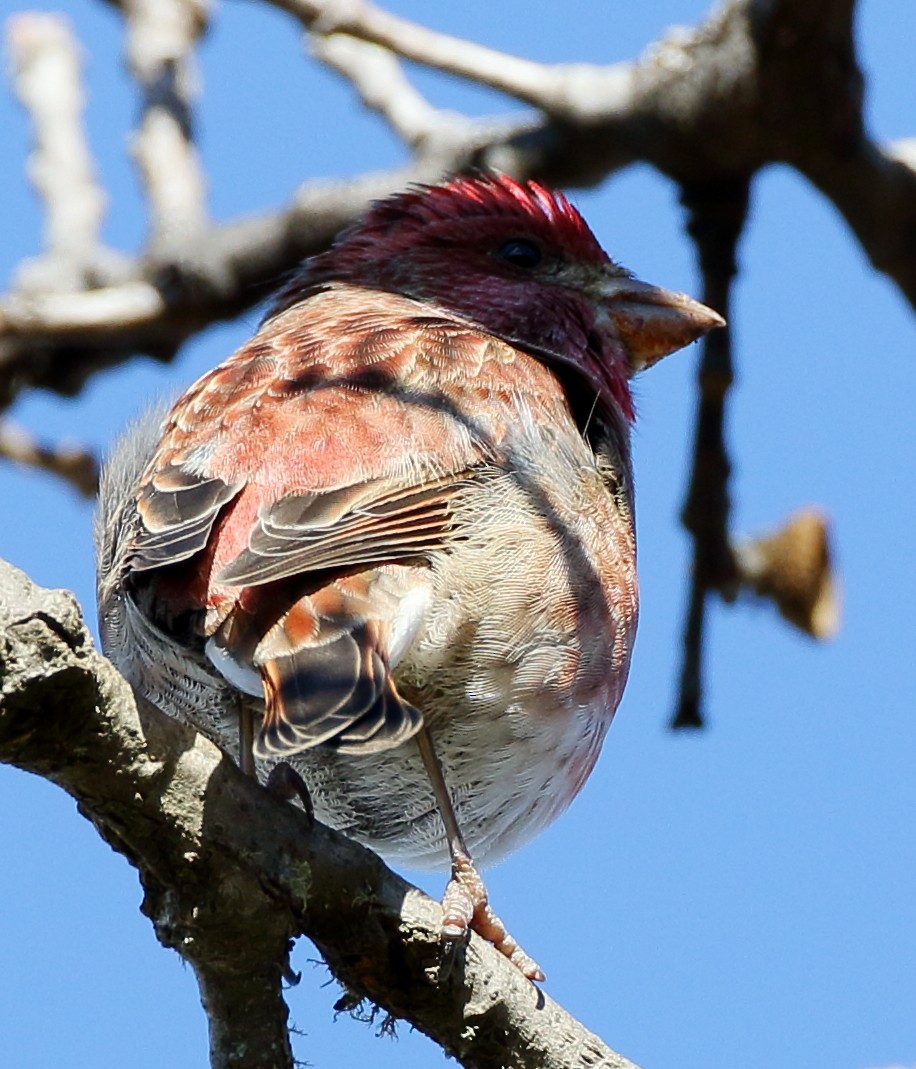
[597, 276, 726, 373]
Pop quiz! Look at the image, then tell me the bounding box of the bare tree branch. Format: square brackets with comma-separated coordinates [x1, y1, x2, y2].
[120, 0, 211, 251]
[5, 13, 127, 294]
[311, 32, 475, 152]
[3, 0, 913, 415]
[0, 164, 465, 403]
[275, 0, 916, 299]
[0, 418, 99, 496]
[0, 557, 642, 1069]
[278, 0, 596, 116]
[673, 178, 748, 729]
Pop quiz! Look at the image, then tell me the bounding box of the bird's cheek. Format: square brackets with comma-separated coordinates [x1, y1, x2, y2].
[583, 310, 626, 373]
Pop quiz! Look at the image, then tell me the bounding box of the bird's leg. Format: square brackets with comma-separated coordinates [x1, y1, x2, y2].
[238, 701, 256, 777]
[241, 686, 314, 819]
[415, 727, 544, 982]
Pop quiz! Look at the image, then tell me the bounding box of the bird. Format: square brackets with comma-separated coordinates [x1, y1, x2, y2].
[96, 173, 723, 980]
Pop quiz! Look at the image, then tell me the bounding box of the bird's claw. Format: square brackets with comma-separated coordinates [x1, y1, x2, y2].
[266, 761, 315, 825]
[439, 849, 544, 983]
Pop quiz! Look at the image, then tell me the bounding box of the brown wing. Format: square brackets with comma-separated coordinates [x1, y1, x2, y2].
[215, 474, 461, 587]
[126, 286, 550, 757]
[130, 463, 243, 572]
[127, 287, 543, 583]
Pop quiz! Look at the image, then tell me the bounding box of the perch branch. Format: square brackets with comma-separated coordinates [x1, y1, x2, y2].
[0, 557, 641, 1069]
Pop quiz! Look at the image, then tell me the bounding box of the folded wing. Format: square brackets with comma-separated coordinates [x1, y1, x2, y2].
[125, 289, 511, 758]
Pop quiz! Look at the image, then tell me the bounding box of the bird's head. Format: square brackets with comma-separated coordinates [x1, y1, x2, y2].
[276, 174, 724, 423]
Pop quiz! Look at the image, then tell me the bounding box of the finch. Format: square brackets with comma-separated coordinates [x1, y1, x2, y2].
[96, 173, 723, 978]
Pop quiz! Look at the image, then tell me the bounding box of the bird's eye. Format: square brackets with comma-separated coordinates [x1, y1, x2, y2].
[496, 239, 542, 269]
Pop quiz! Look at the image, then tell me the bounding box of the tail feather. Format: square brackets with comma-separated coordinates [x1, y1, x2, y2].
[251, 596, 423, 759]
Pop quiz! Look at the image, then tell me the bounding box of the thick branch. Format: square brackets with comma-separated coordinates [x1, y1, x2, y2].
[0, 164, 471, 404]
[0, 557, 640, 1069]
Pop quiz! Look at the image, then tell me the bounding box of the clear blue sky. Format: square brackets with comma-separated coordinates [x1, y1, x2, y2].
[1, 3, 914, 1068]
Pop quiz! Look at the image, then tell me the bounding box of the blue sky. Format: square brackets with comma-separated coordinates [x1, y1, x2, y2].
[1, 2, 914, 1068]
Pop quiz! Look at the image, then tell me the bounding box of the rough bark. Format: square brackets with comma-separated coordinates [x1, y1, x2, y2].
[0, 557, 639, 1069]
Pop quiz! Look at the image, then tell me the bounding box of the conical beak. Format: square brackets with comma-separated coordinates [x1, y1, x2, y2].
[597, 276, 725, 373]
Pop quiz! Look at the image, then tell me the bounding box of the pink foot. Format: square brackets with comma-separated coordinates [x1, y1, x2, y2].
[440, 849, 544, 982]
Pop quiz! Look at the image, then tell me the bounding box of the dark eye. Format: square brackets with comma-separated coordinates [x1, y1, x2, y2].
[496, 238, 542, 269]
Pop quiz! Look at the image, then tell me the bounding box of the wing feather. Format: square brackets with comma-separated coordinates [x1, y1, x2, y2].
[123, 286, 540, 756]
[131, 464, 242, 572]
[216, 476, 462, 586]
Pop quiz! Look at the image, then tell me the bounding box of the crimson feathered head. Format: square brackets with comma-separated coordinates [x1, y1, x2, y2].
[270, 173, 723, 423]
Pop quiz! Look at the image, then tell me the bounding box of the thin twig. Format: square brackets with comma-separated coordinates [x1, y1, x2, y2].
[5, 13, 123, 294]
[119, 0, 211, 251]
[275, 0, 610, 118]
[311, 32, 471, 151]
[0, 419, 99, 497]
[673, 177, 749, 729]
